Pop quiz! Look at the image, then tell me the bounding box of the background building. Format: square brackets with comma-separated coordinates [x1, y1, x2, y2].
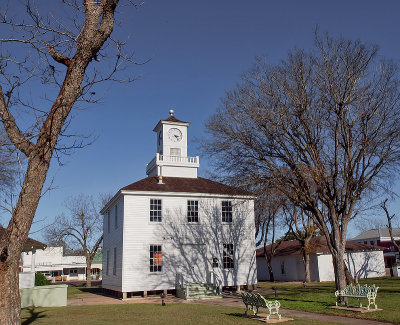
[351, 228, 400, 276]
[256, 237, 386, 282]
[21, 247, 86, 281]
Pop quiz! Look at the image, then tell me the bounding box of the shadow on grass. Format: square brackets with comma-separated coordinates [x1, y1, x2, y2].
[264, 295, 333, 307]
[74, 287, 103, 294]
[21, 307, 47, 325]
[224, 312, 246, 319]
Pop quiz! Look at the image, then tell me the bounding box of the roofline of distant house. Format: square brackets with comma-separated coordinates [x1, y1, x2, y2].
[255, 247, 384, 258]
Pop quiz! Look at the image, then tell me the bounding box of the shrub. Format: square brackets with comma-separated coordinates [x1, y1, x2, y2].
[35, 272, 51, 286]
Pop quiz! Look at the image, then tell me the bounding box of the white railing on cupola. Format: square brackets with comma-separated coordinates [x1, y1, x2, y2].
[158, 154, 198, 164]
[146, 153, 199, 175]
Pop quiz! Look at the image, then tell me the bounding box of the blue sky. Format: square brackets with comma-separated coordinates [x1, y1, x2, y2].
[19, 0, 400, 239]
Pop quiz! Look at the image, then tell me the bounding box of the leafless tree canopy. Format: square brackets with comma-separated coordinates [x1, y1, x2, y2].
[204, 33, 400, 292]
[0, 1, 139, 322]
[46, 194, 105, 287]
[0, 0, 137, 158]
[0, 127, 16, 192]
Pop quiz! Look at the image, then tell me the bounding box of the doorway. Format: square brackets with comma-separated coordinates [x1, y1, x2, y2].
[181, 244, 207, 283]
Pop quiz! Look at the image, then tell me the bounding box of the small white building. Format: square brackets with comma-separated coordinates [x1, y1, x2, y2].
[256, 237, 386, 282]
[350, 228, 400, 275]
[101, 111, 257, 298]
[21, 247, 87, 281]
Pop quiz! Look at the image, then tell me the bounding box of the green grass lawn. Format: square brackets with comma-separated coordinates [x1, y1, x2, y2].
[67, 285, 102, 299]
[258, 277, 400, 323]
[21, 304, 343, 325]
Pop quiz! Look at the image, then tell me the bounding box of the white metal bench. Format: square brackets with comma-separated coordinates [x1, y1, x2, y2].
[240, 291, 281, 321]
[335, 284, 379, 310]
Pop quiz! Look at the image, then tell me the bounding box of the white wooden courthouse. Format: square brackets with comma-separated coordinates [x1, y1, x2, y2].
[101, 111, 257, 299]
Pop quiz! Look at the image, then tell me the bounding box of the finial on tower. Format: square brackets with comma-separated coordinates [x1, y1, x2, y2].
[169, 109, 174, 116]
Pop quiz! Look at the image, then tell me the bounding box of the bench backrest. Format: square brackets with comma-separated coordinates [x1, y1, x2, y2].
[343, 284, 378, 296]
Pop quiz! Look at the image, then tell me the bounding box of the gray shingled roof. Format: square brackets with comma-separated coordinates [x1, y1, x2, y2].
[352, 228, 400, 240]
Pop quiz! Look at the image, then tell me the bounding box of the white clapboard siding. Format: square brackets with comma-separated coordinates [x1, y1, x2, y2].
[107, 193, 257, 293]
[102, 197, 124, 291]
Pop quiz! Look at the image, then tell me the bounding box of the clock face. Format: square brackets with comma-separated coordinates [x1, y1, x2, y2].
[168, 128, 182, 142]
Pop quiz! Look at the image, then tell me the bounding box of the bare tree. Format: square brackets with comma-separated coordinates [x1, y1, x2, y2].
[46, 194, 105, 287]
[204, 33, 400, 296]
[380, 199, 400, 253]
[0, 1, 139, 322]
[254, 189, 286, 282]
[283, 205, 318, 283]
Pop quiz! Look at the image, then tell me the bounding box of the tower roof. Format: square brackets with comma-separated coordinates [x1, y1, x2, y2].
[161, 114, 188, 124]
[154, 110, 189, 131]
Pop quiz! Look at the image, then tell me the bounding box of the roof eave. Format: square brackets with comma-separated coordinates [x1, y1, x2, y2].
[100, 190, 122, 214]
[153, 119, 190, 132]
[120, 189, 256, 199]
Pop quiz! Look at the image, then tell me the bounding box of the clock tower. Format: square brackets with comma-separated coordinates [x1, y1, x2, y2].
[146, 110, 199, 178]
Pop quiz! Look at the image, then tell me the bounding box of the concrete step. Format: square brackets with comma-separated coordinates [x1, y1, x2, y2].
[186, 293, 222, 300]
[177, 282, 222, 300]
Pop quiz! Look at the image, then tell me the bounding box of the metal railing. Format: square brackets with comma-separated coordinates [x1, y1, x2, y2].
[207, 271, 222, 295]
[175, 273, 189, 299]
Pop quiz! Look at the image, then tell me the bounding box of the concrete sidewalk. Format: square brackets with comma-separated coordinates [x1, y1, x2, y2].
[68, 291, 393, 325]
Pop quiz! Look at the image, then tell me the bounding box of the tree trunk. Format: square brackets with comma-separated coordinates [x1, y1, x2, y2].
[85, 254, 94, 288]
[0, 154, 51, 324]
[303, 251, 311, 282]
[344, 261, 354, 285]
[332, 253, 347, 304]
[0, 253, 20, 325]
[86, 263, 92, 288]
[265, 255, 275, 282]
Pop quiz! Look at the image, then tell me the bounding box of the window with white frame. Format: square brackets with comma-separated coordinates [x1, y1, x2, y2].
[150, 245, 162, 272]
[223, 243, 234, 269]
[222, 201, 232, 223]
[187, 200, 199, 223]
[114, 204, 118, 229]
[106, 250, 109, 275]
[113, 247, 117, 275]
[150, 199, 162, 222]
